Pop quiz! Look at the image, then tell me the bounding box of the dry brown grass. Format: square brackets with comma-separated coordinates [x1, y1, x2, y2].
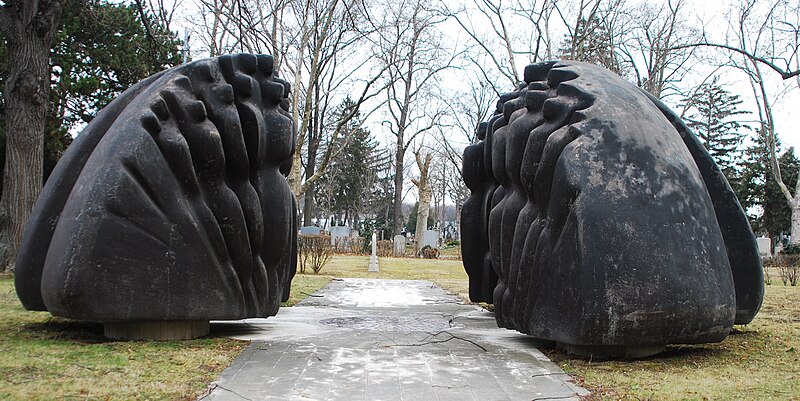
[547, 285, 800, 400]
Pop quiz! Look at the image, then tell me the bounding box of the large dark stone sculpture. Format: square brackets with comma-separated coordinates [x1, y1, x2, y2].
[15, 54, 297, 340]
[461, 61, 764, 358]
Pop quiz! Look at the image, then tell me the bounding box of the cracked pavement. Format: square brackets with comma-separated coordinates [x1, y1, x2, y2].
[202, 278, 588, 401]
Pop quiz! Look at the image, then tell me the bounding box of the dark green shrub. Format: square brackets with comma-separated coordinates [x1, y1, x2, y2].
[780, 244, 800, 255]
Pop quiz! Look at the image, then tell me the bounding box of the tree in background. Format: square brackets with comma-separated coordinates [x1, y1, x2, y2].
[376, 0, 455, 236]
[557, 0, 625, 76]
[681, 76, 748, 178]
[763, 150, 800, 244]
[0, 0, 62, 272]
[411, 150, 432, 255]
[405, 201, 433, 235]
[314, 99, 385, 228]
[690, 0, 800, 244]
[619, 0, 699, 99]
[50, 1, 181, 133]
[0, 0, 181, 271]
[737, 130, 800, 245]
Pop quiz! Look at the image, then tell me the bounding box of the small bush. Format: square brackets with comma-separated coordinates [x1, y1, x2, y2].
[298, 234, 332, 274]
[377, 240, 392, 257]
[762, 258, 776, 285]
[445, 239, 460, 247]
[332, 236, 366, 255]
[420, 245, 439, 259]
[775, 254, 800, 286]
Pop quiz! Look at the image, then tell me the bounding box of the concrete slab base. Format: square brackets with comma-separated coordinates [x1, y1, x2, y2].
[104, 320, 209, 340]
[560, 343, 666, 359]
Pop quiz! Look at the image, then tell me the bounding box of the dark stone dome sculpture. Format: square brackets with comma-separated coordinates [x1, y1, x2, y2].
[15, 54, 298, 340]
[461, 61, 764, 358]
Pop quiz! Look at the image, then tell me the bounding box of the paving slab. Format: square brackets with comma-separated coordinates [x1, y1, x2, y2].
[202, 278, 589, 401]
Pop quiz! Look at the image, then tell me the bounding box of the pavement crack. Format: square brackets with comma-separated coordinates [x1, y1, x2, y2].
[390, 331, 488, 352]
[199, 383, 253, 401]
[531, 395, 581, 401]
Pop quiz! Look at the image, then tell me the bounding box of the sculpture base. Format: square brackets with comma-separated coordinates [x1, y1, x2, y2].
[560, 343, 666, 359]
[104, 320, 210, 341]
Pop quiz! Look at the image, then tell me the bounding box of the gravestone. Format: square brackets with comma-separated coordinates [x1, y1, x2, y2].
[369, 232, 379, 272]
[300, 226, 322, 235]
[14, 54, 298, 340]
[329, 225, 351, 245]
[393, 235, 406, 257]
[422, 230, 439, 248]
[461, 60, 763, 358]
[757, 237, 772, 257]
[774, 244, 783, 255]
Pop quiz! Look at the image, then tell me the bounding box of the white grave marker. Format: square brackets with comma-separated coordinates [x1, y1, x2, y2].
[369, 232, 379, 272]
[757, 237, 771, 258]
[393, 235, 406, 257]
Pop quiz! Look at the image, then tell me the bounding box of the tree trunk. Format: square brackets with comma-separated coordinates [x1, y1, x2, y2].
[302, 187, 315, 227]
[0, 0, 62, 272]
[455, 202, 462, 241]
[414, 190, 432, 256]
[302, 95, 319, 227]
[791, 181, 800, 245]
[412, 152, 432, 256]
[393, 145, 405, 235]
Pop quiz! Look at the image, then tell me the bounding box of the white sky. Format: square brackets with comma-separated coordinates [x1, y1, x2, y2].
[165, 0, 798, 153]
[165, 0, 798, 185]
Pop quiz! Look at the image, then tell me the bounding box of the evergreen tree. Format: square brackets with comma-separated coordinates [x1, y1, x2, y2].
[682, 77, 748, 177]
[405, 202, 434, 233]
[764, 149, 799, 242]
[0, 0, 182, 185]
[315, 98, 386, 229]
[735, 131, 769, 233]
[737, 130, 799, 242]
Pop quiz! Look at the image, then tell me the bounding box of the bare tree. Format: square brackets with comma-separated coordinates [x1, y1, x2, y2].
[426, 74, 495, 241]
[616, 0, 699, 99]
[186, 0, 389, 227]
[556, 0, 627, 74]
[713, 0, 800, 243]
[411, 151, 432, 255]
[448, 0, 559, 89]
[0, 0, 62, 272]
[375, 0, 456, 235]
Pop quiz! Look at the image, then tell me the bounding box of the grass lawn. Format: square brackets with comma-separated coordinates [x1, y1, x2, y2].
[3, 254, 798, 400]
[304, 254, 470, 300]
[547, 284, 800, 400]
[0, 274, 244, 400]
[0, 256, 464, 400]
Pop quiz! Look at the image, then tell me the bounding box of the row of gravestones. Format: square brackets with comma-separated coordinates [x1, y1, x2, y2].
[13, 55, 763, 359]
[297, 226, 439, 252]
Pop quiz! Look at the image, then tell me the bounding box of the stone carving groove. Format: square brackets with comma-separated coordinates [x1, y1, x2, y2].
[461, 61, 763, 357]
[15, 54, 297, 337]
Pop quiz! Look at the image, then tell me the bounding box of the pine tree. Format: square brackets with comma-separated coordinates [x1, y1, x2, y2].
[764, 149, 799, 242]
[682, 77, 748, 178]
[315, 98, 386, 229]
[737, 130, 799, 242]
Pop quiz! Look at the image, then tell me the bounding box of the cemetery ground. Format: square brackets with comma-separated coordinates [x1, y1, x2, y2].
[0, 259, 796, 400]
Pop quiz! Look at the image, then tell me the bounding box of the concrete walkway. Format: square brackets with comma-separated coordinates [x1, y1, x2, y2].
[202, 278, 588, 401]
